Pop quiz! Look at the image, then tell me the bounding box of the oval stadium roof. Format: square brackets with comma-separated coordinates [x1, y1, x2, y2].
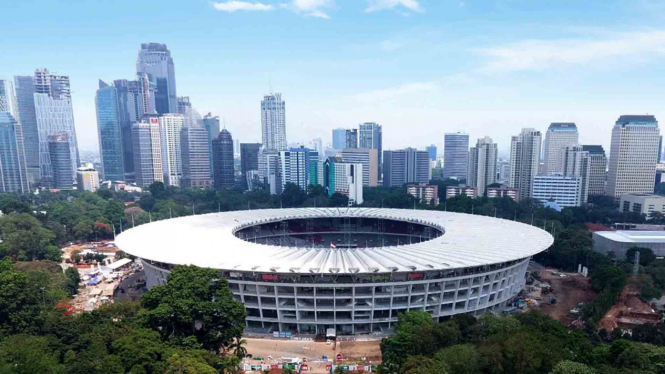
[115, 208, 553, 274]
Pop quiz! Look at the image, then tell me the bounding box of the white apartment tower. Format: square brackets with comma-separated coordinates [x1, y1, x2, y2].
[467, 136, 497, 196]
[261, 93, 286, 151]
[510, 128, 542, 200]
[159, 114, 184, 187]
[132, 117, 164, 188]
[560, 145, 590, 203]
[542, 123, 578, 175]
[606, 115, 660, 199]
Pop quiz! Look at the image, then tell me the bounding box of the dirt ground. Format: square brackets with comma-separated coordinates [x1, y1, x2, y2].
[598, 282, 657, 331]
[534, 269, 597, 325]
[244, 338, 380, 373]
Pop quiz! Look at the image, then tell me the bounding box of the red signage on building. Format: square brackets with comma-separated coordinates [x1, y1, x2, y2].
[408, 272, 424, 280]
[261, 274, 278, 281]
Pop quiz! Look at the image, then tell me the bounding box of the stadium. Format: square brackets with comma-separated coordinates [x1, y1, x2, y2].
[115, 208, 553, 335]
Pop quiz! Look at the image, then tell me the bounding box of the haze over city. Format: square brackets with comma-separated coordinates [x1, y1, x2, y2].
[3, 0, 665, 154]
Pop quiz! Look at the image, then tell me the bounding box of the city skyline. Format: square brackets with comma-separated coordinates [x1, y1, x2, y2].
[3, 1, 665, 156]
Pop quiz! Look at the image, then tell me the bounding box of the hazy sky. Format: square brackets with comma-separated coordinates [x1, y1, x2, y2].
[2, 0, 665, 157]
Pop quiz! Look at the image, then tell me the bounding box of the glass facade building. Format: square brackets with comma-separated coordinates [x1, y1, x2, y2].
[95, 81, 124, 181]
[136, 43, 177, 115]
[443, 133, 469, 180]
[0, 112, 29, 193]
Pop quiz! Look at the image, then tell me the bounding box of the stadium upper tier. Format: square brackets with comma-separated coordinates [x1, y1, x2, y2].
[115, 208, 553, 274]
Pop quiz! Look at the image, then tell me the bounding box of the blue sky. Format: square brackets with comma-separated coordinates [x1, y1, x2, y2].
[2, 0, 665, 156]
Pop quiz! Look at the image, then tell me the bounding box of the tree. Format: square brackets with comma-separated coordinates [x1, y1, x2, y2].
[112, 328, 166, 374]
[44, 245, 62, 262]
[150, 182, 168, 199]
[590, 266, 626, 295]
[0, 259, 44, 336]
[625, 247, 656, 266]
[163, 353, 217, 374]
[551, 360, 595, 374]
[281, 183, 306, 207]
[64, 267, 80, 296]
[231, 335, 247, 359]
[0, 213, 56, 260]
[140, 265, 246, 352]
[139, 195, 156, 212]
[434, 344, 480, 374]
[402, 356, 449, 374]
[0, 334, 65, 374]
[329, 192, 349, 207]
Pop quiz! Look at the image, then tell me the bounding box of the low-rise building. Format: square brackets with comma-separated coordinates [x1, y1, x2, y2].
[407, 184, 439, 205]
[76, 167, 100, 192]
[620, 193, 665, 218]
[593, 231, 665, 259]
[446, 185, 477, 199]
[532, 174, 583, 208]
[486, 186, 519, 201]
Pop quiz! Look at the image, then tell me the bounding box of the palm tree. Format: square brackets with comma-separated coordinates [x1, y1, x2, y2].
[232, 335, 247, 359]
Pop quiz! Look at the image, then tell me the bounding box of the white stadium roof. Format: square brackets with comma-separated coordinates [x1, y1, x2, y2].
[115, 208, 553, 274]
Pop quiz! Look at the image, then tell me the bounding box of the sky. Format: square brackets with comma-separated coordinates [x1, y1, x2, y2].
[2, 0, 665, 157]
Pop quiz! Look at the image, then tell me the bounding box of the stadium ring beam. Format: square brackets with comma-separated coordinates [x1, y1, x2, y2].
[115, 208, 553, 335]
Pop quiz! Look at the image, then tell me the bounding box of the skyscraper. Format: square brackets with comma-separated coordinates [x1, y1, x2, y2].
[606, 115, 660, 198]
[560, 145, 590, 203]
[582, 145, 607, 196]
[202, 113, 220, 177]
[177, 96, 200, 127]
[258, 148, 281, 194]
[0, 112, 29, 193]
[114, 73, 156, 181]
[310, 138, 323, 155]
[159, 114, 184, 187]
[132, 118, 163, 188]
[426, 145, 437, 161]
[181, 126, 211, 188]
[279, 147, 319, 191]
[383, 148, 431, 188]
[359, 122, 382, 176]
[510, 128, 542, 200]
[467, 137, 497, 196]
[136, 43, 177, 114]
[48, 132, 73, 190]
[332, 128, 346, 149]
[323, 159, 363, 205]
[13, 75, 40, 183]
[341, 148, 378, 186]
[542, 123, 579, 175]
[32, 69, 80, 186]
[261, 93, 286, 151]
[240, 143, 261, 190]
[212, 129, 235, 189]
[95, 80, 124, 181]
[443, 133, 469, 180]
[345, 129, 358, 148]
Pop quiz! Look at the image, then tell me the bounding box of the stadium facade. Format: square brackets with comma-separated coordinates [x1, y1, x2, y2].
[116, 208, 553, 335]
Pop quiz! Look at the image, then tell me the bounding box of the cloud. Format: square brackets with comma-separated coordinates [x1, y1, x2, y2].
[477, 30, 665, 74]
[212, 1, 274, 12]
[366, 0, 423, 12]
[287, 0, 333, 18]
[351, 82, 437, 103]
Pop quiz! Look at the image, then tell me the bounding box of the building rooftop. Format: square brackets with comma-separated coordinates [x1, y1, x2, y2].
[595, 230, 665, 243]
[621, 193, 665, 199]
[548, 123, 577, 131]
[115, 208, 553, 274]
[582, 145, 605, 155]
[616, 115, 657, 124]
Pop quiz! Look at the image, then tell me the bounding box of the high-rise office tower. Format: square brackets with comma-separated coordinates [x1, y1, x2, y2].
[114, 73, 156, 182]
[240, 143, 261, 190]
[136, 43, 177, 114]
[467, 137, 498, 196]
[359, 122, 382, 177]
[443, 133, 469, 180]
[323, 159, 363, 205]
[48, 132, 73, 190]
[258, 148, 281, 194]
[426, 145, 437, 161]
[13, 76, 40, 183]
[332, 128, 346, 149]
[181, 126, 211, 188]
[177, 96, 200, 127]
[660, 135, 664, 163]
[560, 145, 590, 203]
[341, 148, 378, 187]
[279, 147, 319, 191]
[345, 129, 358, 149]
[310, 138, 323, 155]
[212, 129, 235, 189]
[0, 112, 29, 193]
[582, 145, 607, 196]
[0, 80, 18, 114]
[606, 115, 660, 198]
[177, 96, 191, 114]
[159, 114, 184, 187]
[202, 113, 220, 176]
[383, 148, 431, 188]
[95, 80, 124, 181]
[542, 123, 578, 175]
[510, 128, 542, 200]
[30, 69, 80, 186]
[261, 93, 286, 151]
[132, 118, 163, 188]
